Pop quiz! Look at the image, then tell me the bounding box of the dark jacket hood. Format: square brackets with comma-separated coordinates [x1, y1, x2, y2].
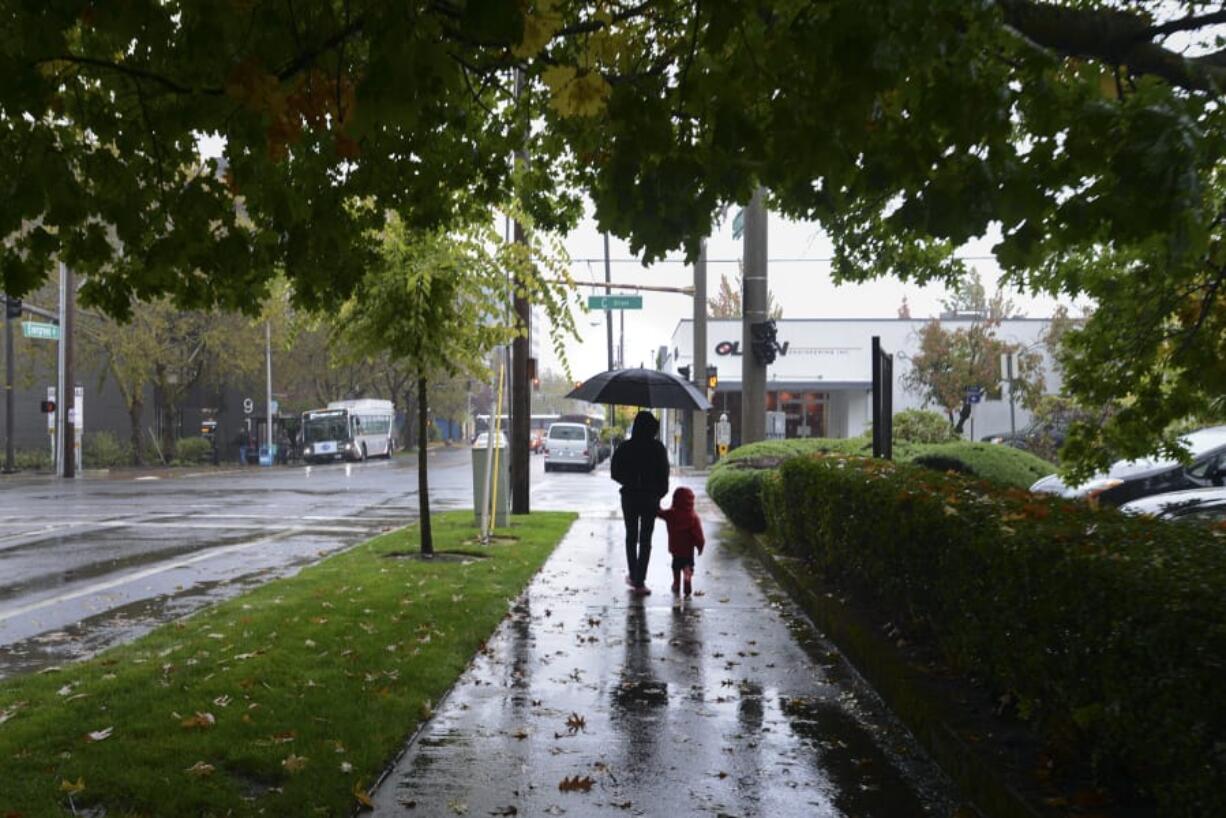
[671, 486, 695, 511]
[630, 411, 659, 440]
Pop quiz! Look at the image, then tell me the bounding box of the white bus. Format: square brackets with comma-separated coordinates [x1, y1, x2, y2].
[301, 399, 395, 463]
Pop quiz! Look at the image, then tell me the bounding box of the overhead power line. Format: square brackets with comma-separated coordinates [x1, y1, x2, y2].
[568, 255, 1000, 265]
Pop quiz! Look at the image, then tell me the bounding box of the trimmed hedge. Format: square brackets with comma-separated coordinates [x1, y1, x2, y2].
[707, 438, 1055, 532]
[761, 454, 1226, 817]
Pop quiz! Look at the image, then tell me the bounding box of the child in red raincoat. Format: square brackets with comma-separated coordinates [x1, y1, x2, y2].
[657, 486, 705, 597]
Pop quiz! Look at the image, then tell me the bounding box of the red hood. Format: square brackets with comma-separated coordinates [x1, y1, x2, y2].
[671, 487, 695, 511]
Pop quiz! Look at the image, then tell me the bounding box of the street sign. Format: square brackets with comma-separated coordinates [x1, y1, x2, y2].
[588, 294, 643, 310]
[243, 398, 254, 414]
[22, 321, 58, 340]
[965, 385, 985, 404]
[732, 208, 745, 240]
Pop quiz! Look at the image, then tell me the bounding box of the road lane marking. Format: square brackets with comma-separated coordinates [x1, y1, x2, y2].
[0, 528, 305, 625]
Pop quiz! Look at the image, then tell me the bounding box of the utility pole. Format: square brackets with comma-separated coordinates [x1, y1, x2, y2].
[692, 241, 708, 469]
[265, 321, 273, 460]
[62, 263, 75, 478]
[510, 68, 531, 515]
[3, 292, 14, 474]
[604, 233, 613, 426]
[741, 186, 768, 445]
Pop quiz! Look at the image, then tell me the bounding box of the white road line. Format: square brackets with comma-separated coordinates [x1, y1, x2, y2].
[0, 528, 304, 625]
[115, 521, 372, 534]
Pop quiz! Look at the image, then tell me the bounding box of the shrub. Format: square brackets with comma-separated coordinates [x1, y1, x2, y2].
[173, 437, 213, 465]
[84, 430, 130, 468]
[707, 437, 1055, 531]
[13, 448, 51, 471]
[890, 408, 958, 444]
[761, 454, 1226, 816]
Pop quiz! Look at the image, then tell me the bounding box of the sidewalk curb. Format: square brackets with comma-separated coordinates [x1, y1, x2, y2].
[743, 533, 1047, 818]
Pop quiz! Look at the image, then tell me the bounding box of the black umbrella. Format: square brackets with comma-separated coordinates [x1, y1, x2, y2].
[566, 368, 712, 411]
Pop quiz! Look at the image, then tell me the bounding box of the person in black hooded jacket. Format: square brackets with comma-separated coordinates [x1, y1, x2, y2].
[610, 410, 670, 595]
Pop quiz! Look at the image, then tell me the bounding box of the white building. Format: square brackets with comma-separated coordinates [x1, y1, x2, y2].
[663, 317, 1061, 457]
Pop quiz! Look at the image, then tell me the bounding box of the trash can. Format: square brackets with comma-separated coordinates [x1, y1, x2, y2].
[471, 434, 509, 527]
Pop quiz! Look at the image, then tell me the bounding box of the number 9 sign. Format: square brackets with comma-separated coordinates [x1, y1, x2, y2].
[243, 398, 254, 415]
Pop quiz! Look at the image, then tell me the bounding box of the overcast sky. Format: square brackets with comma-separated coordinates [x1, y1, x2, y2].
[540, 204, 1072, 380]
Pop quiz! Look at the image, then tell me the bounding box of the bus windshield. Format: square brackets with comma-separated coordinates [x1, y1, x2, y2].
[303, 412, 350, 444]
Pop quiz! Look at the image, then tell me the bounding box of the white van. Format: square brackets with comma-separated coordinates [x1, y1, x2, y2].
[544, 423, 596, 472]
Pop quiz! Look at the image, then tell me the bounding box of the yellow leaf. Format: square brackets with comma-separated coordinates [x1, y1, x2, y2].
[282, 753, 309, 773]
[353, 782, 374, 809]
[185, 761, 215, 778]
[513, 0, 563, 59]
[180, 711, 216, 730]
[60, 777, 85, 794]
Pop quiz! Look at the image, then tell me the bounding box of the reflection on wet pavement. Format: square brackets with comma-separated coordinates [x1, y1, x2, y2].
[371, 480, 958, 817]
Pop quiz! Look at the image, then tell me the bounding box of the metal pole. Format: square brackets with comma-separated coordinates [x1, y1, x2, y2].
[741, 186, 768, 445]
[692, 241, 708, 470]
[604, 233, 613, 427]
[619, 308, 624, 369]
[510, 67, 530, 515]
[265, 320, 273, 460]
[3, 293, 14, 473]
[63, 264, 74, 478]
[56, 263, 65, 475]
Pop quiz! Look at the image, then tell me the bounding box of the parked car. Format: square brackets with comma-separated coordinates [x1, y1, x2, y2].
[1029, 425, 1226, 506]
[543, 422, 596, 472]
[1119, 487, 1226, 522]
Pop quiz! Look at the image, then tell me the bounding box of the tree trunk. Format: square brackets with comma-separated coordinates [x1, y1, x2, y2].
[954, 401, 972, 434]
[128, 398, 145, 466]
[418, 375, 432, 557]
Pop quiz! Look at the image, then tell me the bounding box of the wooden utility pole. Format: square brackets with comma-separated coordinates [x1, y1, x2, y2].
[741, 187, 767, 445]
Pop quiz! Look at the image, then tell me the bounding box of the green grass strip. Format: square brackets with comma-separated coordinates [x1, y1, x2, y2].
[0, 510, 577, 817]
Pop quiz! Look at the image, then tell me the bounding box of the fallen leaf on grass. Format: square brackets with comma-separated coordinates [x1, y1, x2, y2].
[557, 775, 594, 793]
[340, 761, 354, 773]
[213, 695, 232, 708]
[184, 761, 215, 778]
[181, 712, 216, 730]
[85, 727, 113, 742]
[272, 730, 297, 743]
[353, 782, 374, 810]
[59, 777, 85, 794]
[281, 753, 309, 773]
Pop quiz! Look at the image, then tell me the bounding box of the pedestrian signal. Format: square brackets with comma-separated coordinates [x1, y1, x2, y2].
[40, 400, 55, 413]
[706, 365, 718, 391]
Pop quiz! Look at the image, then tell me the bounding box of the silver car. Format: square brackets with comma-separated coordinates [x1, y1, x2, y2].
[544, 423, 596, 472]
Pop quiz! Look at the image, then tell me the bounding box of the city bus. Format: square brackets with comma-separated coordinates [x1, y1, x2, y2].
[301, 399, 395, 463]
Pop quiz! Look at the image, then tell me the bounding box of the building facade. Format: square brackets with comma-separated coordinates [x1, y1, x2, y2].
[663, 317, 1061, 461]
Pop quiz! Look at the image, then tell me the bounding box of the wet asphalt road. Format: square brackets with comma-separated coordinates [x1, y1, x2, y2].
[0, 447, 486, 678]
[371, 476, 958, 817]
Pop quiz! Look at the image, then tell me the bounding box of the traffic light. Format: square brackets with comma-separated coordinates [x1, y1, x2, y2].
[750, 320, 780, 365]
[40, 400, 55, 413]
[4, 297, 20, 319]
[677, 365, 691, 381]
[706, 366, 718, 391]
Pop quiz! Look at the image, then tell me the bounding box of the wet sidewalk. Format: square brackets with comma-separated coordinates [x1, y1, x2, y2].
[370, 477, 959, 817]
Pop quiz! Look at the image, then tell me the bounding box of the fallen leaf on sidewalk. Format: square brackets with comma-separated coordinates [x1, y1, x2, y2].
[565, 713, 586, 733]
[558, 775, 594, 792]
[448, 799, 469, 814]
[490, 807, 518, 816]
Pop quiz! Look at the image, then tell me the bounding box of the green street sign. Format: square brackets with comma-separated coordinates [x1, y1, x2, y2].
[22, 321, 59, 340]
[588, 294, 643, 310]
[732, 208, 745, 240]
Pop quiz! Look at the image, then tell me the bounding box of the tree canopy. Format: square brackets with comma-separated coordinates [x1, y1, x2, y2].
[2, 0, 1224, 471]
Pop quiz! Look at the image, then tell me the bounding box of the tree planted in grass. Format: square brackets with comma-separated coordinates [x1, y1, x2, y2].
[339, 214, 575, 553]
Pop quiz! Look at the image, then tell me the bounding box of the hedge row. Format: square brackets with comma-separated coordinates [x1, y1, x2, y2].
[760, 454, 1226, 817]
[707, 438, 1055, 532]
